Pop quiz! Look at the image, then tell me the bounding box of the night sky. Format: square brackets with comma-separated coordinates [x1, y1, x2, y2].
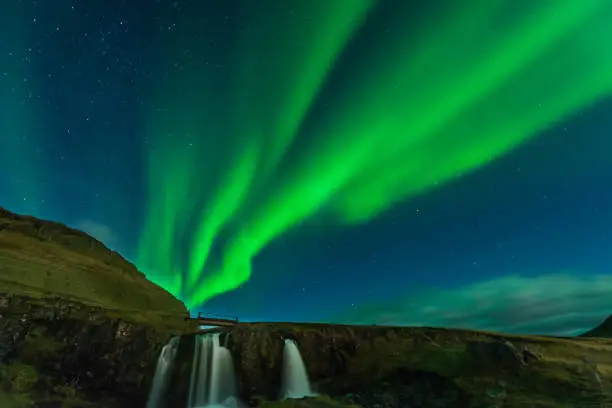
[2, 0, 612, 336]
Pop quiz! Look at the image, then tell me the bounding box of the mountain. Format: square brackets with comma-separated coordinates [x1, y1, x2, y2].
[581, 315, 612, 337]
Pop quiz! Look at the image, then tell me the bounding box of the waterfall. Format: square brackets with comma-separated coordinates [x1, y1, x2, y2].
[147, 336, 179, 408]
[188, 333, 240, 408]
[280, 339, 316, 400]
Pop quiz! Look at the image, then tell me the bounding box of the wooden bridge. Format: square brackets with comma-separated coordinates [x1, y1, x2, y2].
[185, 312, 239, 327]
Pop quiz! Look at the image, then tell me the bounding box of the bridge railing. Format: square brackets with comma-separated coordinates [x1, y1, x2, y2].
[194, 311, 239, 323]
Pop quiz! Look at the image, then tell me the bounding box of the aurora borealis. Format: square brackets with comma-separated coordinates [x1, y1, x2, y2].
[2, 0, 612, 335]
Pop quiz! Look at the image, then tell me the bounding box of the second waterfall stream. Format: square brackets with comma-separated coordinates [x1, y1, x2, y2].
[280, 338, 317, 400]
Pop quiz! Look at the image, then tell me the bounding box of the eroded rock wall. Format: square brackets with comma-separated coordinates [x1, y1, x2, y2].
[225, 323, 612, 408]
[0, 293, 190, 407]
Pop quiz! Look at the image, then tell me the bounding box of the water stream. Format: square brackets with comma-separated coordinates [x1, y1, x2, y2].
[147, 336, 179, 408]
[280, 339, 316, 400]
[188, 333, 240, 408]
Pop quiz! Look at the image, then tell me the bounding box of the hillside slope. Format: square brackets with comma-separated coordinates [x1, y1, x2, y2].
[0, 206, 185, 317]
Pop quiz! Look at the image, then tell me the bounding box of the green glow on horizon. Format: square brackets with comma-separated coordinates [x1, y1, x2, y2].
[138, 1, 612, 307]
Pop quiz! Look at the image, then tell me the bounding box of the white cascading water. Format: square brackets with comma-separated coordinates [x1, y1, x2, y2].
[280, 339, 316, 399]
[147, 336, 180, 408]
[188, 333, 240, 408]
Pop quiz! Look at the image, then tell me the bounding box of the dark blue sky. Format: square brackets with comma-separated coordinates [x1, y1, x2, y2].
[1, 0, 611, 335]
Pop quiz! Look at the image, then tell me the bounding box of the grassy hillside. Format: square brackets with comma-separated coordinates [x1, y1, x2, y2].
[0, 206, 187, 319]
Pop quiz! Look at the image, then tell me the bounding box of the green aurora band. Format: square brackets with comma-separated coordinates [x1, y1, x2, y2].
[138, 0, 612, 308]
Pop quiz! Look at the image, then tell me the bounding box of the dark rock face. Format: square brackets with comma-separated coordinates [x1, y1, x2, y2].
[222, 323, 612, 408]
[0, 293, 187, 407]
[225, 328, 285, 403]
[465, 339, 540, 371]
[338, 368, 470, 408]
[225, 324, 473, 407]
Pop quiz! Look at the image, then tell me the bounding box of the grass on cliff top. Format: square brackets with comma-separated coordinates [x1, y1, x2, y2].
[0, 229, 189, 330]
[0, 273, 191, 334]
[0, 281, 193, 333]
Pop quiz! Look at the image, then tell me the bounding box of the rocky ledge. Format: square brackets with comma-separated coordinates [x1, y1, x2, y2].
[215, 322, 612, 408]
[0, 207, 193, 407]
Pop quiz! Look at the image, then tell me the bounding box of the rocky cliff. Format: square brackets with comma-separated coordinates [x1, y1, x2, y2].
[219, 323, 612, 408]
[0, 207, 193, 407]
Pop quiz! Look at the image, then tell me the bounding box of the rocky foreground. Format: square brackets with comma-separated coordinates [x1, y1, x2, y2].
[1, 207, 612, 408]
